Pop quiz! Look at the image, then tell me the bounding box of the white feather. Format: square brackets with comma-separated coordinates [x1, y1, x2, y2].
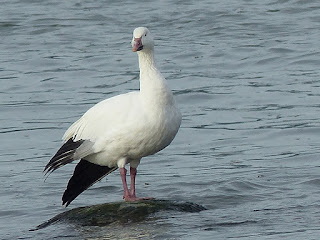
[62, 27, 181, 169]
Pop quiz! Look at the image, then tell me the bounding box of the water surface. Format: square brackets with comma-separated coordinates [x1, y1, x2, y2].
[1, 0, 320, 239]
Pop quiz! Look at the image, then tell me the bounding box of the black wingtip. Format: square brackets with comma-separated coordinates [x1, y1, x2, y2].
[61, 159, 117, 207]
[44, 138, 84, 176]
[62, 200, 70, 207]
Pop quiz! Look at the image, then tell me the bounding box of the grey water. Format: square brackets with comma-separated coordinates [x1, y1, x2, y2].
[1, 0, 320, 239]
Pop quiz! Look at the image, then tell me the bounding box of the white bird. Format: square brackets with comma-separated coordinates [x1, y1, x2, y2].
[44, 27, 182, 207]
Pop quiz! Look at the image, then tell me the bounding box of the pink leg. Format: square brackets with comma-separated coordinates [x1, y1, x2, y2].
[130, 167, 137, 198]
[120, 168, 130, 200]
[119, 167, 153, 201]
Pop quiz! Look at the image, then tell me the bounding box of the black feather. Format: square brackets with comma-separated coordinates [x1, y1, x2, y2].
[62, 159, 117, 206]
[44, 138, 84, 175]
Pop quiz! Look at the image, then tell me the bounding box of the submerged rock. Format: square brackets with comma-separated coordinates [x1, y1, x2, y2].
[33, 199, 206, 230]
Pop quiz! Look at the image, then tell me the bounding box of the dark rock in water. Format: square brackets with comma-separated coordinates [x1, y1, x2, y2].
[32, 199, 206, 231]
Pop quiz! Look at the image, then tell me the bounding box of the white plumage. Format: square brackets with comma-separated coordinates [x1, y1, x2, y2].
[45, 27, 181, 206]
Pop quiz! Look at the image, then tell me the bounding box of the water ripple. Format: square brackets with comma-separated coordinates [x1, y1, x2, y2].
[1, 0, 320, 239]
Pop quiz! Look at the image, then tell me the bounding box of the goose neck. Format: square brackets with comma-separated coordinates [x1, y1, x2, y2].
[137, 50, 156, 70]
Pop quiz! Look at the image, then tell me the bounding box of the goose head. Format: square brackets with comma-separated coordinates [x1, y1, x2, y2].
[132, 27, 154, 52]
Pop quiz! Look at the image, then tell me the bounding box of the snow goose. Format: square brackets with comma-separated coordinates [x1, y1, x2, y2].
[44, 27, 182, 206]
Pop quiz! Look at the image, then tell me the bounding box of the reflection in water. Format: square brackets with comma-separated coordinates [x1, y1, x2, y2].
[1, 0, 320, 239]
[79, 222, 167, 240]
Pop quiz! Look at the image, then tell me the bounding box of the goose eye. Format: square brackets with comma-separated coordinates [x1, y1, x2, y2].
[144, 33, 147, 36]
